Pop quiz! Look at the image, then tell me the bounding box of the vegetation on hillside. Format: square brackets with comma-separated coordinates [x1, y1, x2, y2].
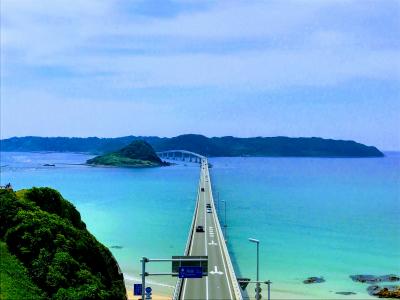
[1, 134, 384, 157]
[87, 140, 168, 167]
[0, 241, 45, 300]
[0, 188, 126, 300]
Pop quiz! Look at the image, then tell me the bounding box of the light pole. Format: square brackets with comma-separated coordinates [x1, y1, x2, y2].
[249, 238, 260, 300]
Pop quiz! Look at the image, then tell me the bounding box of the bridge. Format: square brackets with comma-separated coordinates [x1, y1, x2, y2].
[172, 157, 242, 300]
[157, 150, 205, 163]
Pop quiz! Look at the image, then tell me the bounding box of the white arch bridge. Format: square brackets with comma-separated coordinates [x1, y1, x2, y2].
[157, 150, 205, 163]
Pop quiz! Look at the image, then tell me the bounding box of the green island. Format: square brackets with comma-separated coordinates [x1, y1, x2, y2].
[1, 134, 384, 157]
[0, 187, 126, 300]
[86, 140, 169, 167]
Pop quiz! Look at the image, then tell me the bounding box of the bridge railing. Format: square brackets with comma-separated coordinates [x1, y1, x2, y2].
[207, 167, 243, 300]
[156, 150, 206, 160]
[172, 179, 201, 300]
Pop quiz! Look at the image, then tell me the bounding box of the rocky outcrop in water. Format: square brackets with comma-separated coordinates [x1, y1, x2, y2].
[350, 274, 400, 284]
[87, 140, 169, 167]
[110, 245, 123, 249]
[350, 274, 400, 299]
[303, 277, 325, 284]
[335, 292, 356, 295]
[367, 285, 400, 298]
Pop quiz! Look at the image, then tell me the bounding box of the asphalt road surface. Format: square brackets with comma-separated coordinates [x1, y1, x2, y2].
[180, 159, 240, 300]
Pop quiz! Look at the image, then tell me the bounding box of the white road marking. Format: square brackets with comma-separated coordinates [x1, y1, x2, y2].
[209, 265, 224, 275]
[208, 240, 218, 246]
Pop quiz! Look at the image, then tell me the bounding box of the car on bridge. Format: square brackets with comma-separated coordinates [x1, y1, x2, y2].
[207, 208, 212, 213]
[201, 187, 205, 192]
[196, 225, 204, 232]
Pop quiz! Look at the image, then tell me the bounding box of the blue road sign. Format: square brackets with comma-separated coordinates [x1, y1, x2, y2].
[145, 287, 152, 294]
[133, 284, 142, 296]
[179, 266, 203, 278]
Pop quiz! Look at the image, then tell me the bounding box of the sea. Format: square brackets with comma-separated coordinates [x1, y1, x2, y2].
[1, 151, 399, 299]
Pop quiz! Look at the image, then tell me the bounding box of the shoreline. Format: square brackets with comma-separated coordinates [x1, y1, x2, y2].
[123, 273, 176, 299]
[127, 291, 171, 300]
[121, 270, 382, 300]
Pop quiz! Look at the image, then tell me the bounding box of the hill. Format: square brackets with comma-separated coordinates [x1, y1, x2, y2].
[87, 140, 168, 167]
[0, 134, 384, 157]
[0, 187, 126, 300]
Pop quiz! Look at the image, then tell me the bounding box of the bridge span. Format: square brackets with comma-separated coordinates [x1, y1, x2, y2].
[157, 150, 205, 163]
[173, 157, 242, 300]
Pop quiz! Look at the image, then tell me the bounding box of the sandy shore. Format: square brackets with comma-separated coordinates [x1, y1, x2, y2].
[124, 278, 174, 300]
[123, 275, 376, 299]
[127, 290, 171, 300]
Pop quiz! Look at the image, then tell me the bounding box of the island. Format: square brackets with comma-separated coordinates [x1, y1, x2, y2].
[86, 140, 169, 167]
[0, 187, 126, 299]
[0, 134, 384, 157]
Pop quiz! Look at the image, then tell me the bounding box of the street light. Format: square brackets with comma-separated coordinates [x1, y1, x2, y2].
[248, 238, 260, 281]
[249, 238, 260, 300]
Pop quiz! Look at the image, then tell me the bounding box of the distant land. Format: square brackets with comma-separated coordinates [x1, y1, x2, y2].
[87, 140, 169, 167]
[0, 134, 384, 157]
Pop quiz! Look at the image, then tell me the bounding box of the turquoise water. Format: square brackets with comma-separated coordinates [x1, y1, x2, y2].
[211, 154, 400, 299]
[1, 152, 399, 299]
[0, 152, 199, 296]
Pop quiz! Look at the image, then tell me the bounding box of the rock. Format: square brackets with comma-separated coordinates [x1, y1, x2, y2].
[367, 285, 400, 298]
[386, 275, 400, 282]
[335, 292, 356, 295]
[303, 277, 325, 284]
[350, 275, 380, 283]
[350, 274, 400, 284]
[110, 245, 123, 249]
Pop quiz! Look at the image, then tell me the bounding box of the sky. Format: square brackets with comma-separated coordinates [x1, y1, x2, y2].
[1, 0, 399, 150]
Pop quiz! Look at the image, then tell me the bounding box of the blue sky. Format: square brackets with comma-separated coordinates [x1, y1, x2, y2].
[1, 0, 399, 150]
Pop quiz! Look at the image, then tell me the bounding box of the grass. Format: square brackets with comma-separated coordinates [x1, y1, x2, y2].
[0, 241, 45, 300]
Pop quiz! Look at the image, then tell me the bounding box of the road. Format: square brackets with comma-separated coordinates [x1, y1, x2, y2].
[180, 159, 241, 300]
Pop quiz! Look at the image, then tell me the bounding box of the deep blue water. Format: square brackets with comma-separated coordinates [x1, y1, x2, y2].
[1, 152, 399, 299]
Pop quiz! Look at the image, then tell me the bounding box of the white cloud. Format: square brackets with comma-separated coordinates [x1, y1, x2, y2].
[1, 0, 399, 89]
